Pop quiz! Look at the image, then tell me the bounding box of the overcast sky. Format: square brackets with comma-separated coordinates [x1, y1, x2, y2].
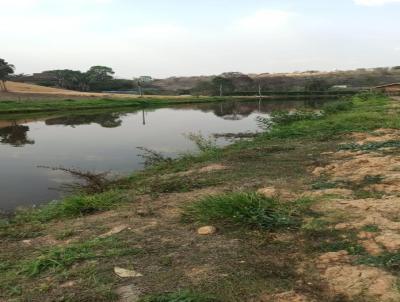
[1, 0, 400, 78]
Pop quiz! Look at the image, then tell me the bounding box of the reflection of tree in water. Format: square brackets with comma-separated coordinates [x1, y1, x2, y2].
[0, 124, 35, 147]
[190, 99, 328, 119]
[45, 112, 124, 128]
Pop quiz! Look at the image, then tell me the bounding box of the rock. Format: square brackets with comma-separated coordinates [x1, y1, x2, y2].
[116, 284, 141, 302]
[257, 187, 278, 198]
[198, 164, 226, 173]
[60, 280, 76, 288]
[257, 187, 296, 201]
[114, 267, 143, 278]
[99, 225, 128, 238]
[197, 226, 217, 235]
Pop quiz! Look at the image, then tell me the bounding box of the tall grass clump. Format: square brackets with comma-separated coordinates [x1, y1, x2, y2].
[14, 190, 125, 223]
[183, 192, 312, 230]
[139, 290, 219, 302]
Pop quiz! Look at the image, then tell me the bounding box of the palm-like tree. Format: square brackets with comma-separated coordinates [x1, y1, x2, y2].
[0, 59, 15, 92]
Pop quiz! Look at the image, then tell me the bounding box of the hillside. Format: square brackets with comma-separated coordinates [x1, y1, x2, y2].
[2, 81, 119, 97]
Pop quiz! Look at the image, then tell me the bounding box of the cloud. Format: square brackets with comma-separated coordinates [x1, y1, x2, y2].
[235, 9, 296, 32]
[354, 0, 400, 6]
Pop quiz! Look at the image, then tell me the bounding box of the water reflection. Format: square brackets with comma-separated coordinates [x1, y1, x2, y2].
[0, 99, 336, 210]
[0, 99, 331, 148]
[45, 112, 124, 128]
[0, 124, 34, 147]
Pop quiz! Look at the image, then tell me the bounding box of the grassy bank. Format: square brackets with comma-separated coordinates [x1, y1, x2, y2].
[0, 94, 347, 115]
[0, 96, 231, 114]
[1, 93, 400, 301]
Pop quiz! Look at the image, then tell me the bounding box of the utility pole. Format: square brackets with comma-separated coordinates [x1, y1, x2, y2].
[258, 83, 262, 97]
[138, 80, 143, 97]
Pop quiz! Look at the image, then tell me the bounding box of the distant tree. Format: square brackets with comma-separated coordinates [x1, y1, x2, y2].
[304, 78, 330, 92]
[191, 81, 214, 96]
[0, 58, 15, 92]
[86, 66, 114, 82]
[212, 76, 235, 96]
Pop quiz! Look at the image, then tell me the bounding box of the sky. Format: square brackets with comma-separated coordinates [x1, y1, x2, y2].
[1, 0, 400, 78]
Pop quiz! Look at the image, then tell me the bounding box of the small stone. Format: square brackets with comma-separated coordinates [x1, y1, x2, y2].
[197, 226, 217, 235]
[60, 281, 76, 288]
[99, 225, 128, 238]
[257, 187, 278, 198]
[114, 267, 143, 278]
[116, 284, 141, 302]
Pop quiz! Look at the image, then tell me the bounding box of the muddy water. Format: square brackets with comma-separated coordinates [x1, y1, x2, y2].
[0, 99, 328, 210]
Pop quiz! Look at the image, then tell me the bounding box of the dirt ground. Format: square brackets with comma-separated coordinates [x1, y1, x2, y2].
[2, 100, 400, 301]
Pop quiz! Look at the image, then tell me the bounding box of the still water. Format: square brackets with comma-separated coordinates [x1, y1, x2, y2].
[0, 99, 326, 211]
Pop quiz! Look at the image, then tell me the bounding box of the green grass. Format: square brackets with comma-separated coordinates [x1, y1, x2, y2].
[183, 192, 313, 230]
[361, 224, 380, 233]
[14, 190, 125, 223]
[357, 252, 400, 273]
[19, 237, 141, 276]
[303, 225, 366, 255]
[340, 140, 400, 152]
[264, 94, 391, 140]
[139, 291, 219, 302]
[0, 96, 255, 114]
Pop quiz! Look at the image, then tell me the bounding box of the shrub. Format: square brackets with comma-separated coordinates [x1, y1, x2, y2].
[183, 192, 312, 230]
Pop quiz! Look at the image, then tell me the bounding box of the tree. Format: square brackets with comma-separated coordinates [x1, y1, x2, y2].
[0, 58, 15, 92]
[212, 76, 235, 96]
[304, 78, 330, 92]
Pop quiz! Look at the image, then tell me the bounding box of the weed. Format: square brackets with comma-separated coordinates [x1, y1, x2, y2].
[339, 141, 400, 152]
[14, 190, 125, 223]
[322, 100, 354, 114]
[361, 224, 380, 232]
[139, 290, 219, 302]
[357, 252, 400, 273]
[311, 181, 338, 190]
[150, 176, 220, 194]
[19, 237, 141, 276]
[137, 147, 173, 167]
[304, 227, 365, 255]
[54, 229, 76, 240]
[185, 132, 219, 153]
[183, 192, 313, 230]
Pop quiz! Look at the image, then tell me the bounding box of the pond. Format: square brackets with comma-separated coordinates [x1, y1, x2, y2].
[0, 99, 328, 211]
